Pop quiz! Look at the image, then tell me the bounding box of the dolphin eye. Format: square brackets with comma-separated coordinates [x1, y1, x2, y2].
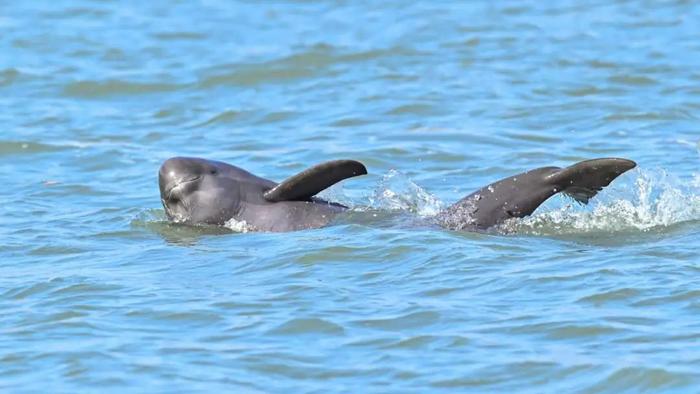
[209, 169, 217, 175]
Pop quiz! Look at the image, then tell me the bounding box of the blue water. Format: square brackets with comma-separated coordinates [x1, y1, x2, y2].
[2, 1, 700, 392]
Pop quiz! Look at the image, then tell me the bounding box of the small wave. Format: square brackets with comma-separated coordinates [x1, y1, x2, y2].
[0, 140, 70, 155]
[188, 109, 243, 128]
[152, 31, 207, 41]
[676, 138, 700, 155]
[198, 60, 321, 88]
[268, 318, 344, 336]
[197, 45, 419, 89]
[62, 79, 184, 98]
[0, 68, 22, 87]
[131, 209, 233, 245]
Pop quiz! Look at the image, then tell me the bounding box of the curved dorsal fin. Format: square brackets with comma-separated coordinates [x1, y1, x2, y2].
[546, 158, 637, 204]
[263, 160, 367, 202]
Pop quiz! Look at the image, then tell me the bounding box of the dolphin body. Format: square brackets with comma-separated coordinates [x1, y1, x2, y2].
[158, 157, 636, 232]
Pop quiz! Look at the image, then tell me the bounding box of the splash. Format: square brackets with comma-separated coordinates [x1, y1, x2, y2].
[432, 194, 480, 231]
[364, 168, 700, 236]
[367, 169, 444, 216]
[505, 169, 700, 235]
[223, 218, 254, 233]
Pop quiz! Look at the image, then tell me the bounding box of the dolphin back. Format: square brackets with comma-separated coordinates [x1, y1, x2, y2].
[438, 158, 636, 230]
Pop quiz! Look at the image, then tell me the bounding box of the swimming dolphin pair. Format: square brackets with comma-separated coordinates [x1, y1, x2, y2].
[158, 157, 636, 232]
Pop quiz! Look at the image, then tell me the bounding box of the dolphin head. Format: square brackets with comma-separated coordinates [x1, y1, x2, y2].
[158, 157, 365, 231]
[158, 157, 248, 225]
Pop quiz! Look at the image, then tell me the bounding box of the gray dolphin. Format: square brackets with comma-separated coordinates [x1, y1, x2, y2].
[158, 157, 636, 232]
[159, 157, 367, 232]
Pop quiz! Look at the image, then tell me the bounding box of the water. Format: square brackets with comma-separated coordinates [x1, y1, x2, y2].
[2, 1, 700, 392]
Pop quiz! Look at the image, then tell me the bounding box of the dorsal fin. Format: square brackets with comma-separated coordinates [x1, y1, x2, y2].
[263, 160, 367, 202]
[546, 158, 637, 204]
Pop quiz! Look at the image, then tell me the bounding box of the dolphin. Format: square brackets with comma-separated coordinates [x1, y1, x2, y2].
[158, 157, 367, 232]
[158, 157, 636, 232]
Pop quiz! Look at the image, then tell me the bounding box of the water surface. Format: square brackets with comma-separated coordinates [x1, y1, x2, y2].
[2, 1, 700, 392]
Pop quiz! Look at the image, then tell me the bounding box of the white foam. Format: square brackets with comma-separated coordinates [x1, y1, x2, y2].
[368, 169, 444, 216]
[224, 218, 254, 233]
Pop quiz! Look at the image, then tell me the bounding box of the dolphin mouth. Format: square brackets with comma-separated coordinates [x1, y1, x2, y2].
[164, 175, 201, 200]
